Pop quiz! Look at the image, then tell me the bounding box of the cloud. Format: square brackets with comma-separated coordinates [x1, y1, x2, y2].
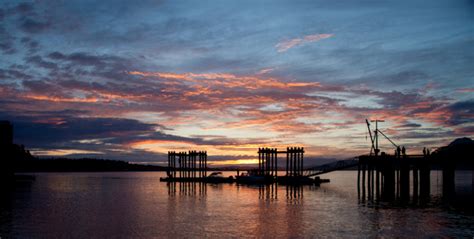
[0, 68, 32, 80]
[128, 71, 322, 90]
[48, 51, 125, 67]
[396, 123, 422, 128]
[454, 125, 474, 135]
[2, 53, 468, 151]
[25, 55, 57, 69]
[20, 18, 52, 34]
[13, 3, 34, 14]
[275, 34, 333, 53]
[21, 37, 40, 53]
[0, 2, 34, 19]
[444, 100, 474, 126]
[0, 25, 16, 54]
[4, 62, 466, 143]
[9, 116, 158, 146]
[0, 108, 280, 162]
[0, 0, 471, 162]
[257, 68, 275, 75]
[457, 88, 474, 93]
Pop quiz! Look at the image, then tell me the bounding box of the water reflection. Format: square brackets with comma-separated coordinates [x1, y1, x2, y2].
[167, 182, 207, 197]
[1, 172, 473, 238]
[356, 170, 474, 213]
[0, 175, 35, 237]
[166, 182, 312, 202]
[258, 184, 278, 200]
[165, 181, 316, 203]
[286, 185, 303, 202]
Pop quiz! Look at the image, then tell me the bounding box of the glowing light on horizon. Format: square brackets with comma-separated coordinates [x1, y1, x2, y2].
[128, 139, 263, 156]
[208, 159, 259, 165]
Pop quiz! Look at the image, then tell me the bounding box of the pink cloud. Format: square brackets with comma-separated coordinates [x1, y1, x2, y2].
[275, 33, 333, 53]
[5, 68, 470, 160]
[456, 88, 474, 93]
[257, 68, 275, 75]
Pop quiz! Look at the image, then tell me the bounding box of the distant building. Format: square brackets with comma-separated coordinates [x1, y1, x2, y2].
[0, 120, 13, 146]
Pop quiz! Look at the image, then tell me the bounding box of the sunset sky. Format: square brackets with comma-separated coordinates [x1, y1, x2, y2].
[1, 0, 473, 166]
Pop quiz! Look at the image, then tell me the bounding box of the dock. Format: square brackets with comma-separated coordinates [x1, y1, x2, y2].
[357, 152, 473, 202]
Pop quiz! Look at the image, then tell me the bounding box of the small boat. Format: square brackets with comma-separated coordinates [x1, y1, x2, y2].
[208, 172, 224, 178]
[205, 172, 234, 183]
[235, 170, 272, 184]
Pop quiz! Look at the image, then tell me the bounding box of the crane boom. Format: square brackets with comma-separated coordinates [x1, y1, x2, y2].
[365, 119, 376, 155]
[377, 129, 399, 148]
[364, 119, 400, 155]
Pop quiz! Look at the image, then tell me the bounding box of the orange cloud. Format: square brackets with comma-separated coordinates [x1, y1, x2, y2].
[128, 70, 321, 91]
[14, 67, 466, 162]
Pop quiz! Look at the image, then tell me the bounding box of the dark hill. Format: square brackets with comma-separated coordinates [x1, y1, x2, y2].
[448, 137, 473, 147]
[433, 137, 473, 163]
[1, 143, 165, 172]
[15, 158, 166, 172]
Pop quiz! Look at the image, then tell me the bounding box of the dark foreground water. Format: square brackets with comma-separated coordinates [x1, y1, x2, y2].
[1, 171, 473, 238]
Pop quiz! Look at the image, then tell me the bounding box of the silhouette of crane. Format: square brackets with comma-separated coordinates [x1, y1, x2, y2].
[366, 119, 399, 156]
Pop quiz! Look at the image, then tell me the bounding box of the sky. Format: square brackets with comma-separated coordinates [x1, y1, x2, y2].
[1, 0, 473, 166]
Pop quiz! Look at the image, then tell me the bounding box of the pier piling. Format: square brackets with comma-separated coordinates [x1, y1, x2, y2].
[358, 154, 435, 203]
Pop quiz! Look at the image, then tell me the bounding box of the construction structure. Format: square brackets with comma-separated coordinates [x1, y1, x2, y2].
[257, 147, 305, 177]
[358, 119, 433, 202]
[162, 146, 328, 185]
[258, 148, 278, 177]
[286, 147, 305, 177]
[248, 147, 326, 185]
[165, 151, 208, 180]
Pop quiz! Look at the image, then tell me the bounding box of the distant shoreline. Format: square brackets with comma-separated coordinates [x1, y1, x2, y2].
[15, 158, 167, 172]
[10, 135, 474, 173]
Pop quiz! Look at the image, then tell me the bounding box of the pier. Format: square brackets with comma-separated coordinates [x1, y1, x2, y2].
[356, 152, 474, 203]
[356, 119, 473, 202]
[357, 154, 430, 201]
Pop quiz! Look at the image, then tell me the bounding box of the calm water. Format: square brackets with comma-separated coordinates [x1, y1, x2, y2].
[1, 171, 473, 238]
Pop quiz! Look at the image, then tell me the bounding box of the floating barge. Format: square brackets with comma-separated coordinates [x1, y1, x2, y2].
[160, 147, 330, 186]
[277, 176, 329, 185]
[159, 174, 329, 185]
[159, 176, 234, 183]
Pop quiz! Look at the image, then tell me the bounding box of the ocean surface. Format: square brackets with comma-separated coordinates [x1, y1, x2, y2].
[1, 171, 473, 238]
